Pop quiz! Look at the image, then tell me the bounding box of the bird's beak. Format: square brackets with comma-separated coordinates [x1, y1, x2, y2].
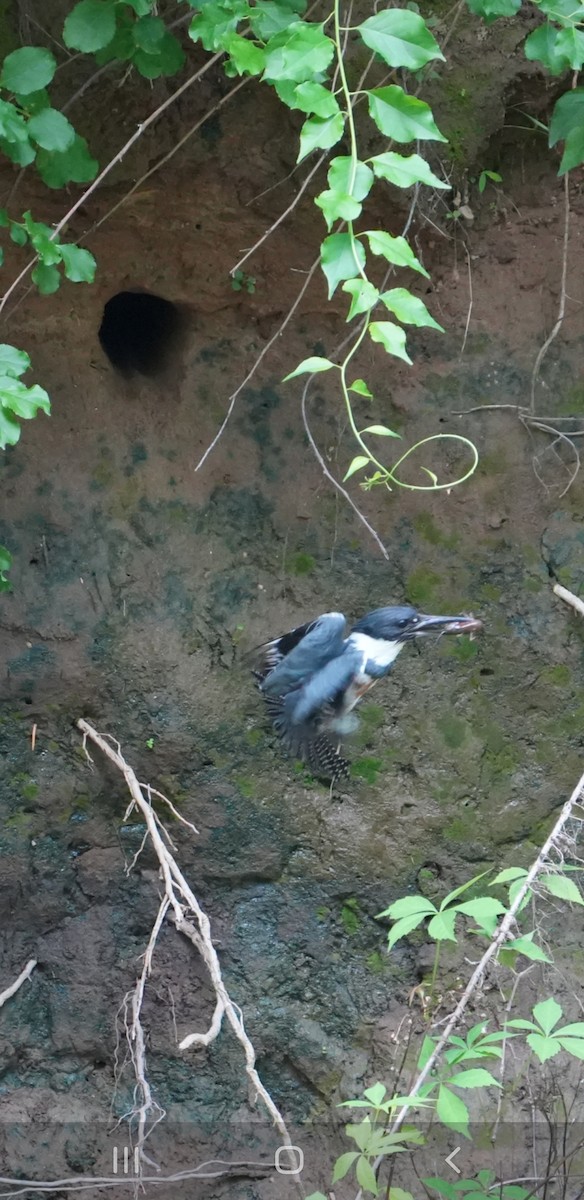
[414, 612, 483, 638]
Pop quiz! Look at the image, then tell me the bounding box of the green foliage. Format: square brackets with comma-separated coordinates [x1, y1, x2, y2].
[0, 42, 98, 185]
[507, 998, 584, 1063]
[463, 0, 584, 172]
[231, 268, 256, 293]
[377, 871, 507, 949]
[478, 168, 502, 193]
[317, 857, 584, 1195]
[0, 544, 11, 592]
[63, 0, 185, 79]
[0, 210, 96, 292]
[0, 342, 50, 449]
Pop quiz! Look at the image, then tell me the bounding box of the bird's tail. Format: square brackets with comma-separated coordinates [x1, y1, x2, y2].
[263, 692, 350, 783]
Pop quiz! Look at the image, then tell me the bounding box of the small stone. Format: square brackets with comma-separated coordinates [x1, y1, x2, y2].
[488, 513, 505, 529]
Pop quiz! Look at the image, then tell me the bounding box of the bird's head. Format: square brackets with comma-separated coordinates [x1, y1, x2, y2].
[352, 605, 482, 643]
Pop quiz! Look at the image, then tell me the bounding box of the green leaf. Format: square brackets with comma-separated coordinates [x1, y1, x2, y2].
[381, 287, 443, 330]
[455, 897, 507, 927]
[382, 895, 437, 919]
[346, 1118, 373, 1153]
[508, 876, 531, 910]
[367, 86, 447, 144]
[491, 867, 527, 884]
[224, 33, 265, 74]
[36, 134, 98, 188]
[277, 80, 339, 117]
[21, 212, 61, 265]
[59, 244, 97, 284]
[363, 1082, 387, 1106]
[526, 1033, 562, 1063]
[0, 98, 31, 144]
[349, 378, 373, 397]
[333, 1152, 359, 1181]
[533, 997, 562, 1035]
[250, 0, 307, 38]
[448, 1068, 501, 1089]
[28, 108, 75, 152]
[0, 406, 21, 446]
[357, 9, 444, 70]
[418, 1033, 437, 1070]
[342, 277, 379, 319]
[427, 908, 457, 940]
[189, 0, 253, 51]
[298, 112, 344, 162]
[422, 1179, 458, 1200]
[369, 321, 412, 364]
[9, 223, 27, 246]
[0, 543, 11, 592]
[328, 156, 374, 201]
[525, 25, 571, 75]
[504, 934, 550, 963]
[0, 344, 30, 378]
[555, 1022, 584, 1036]
[132, 14, 166, 52]
[0, 378, 49, 419]
[315, 188, 362, 230]
[63, 0, 117, 52]
[441, 872, 489, 908]
[557, 1036, 584, 1059]
[436, 1085, 470, 1136]
[320, 233, 366, 298]
[31, 262, 60, 294]
[542, 873, 584, 904]
[362, 425, 400, 437]
[554, 26, 584, 69]
[0, 47, 56, 93]
[549, 89, 584, 173]
[344, 454, 370, 481]
[0, 135, 34, 166]
[386, 910, 429, 948]
[355, 1155, 379, 1195]
[506, 1019, 538, 1031]
[283, 356, 335, 379]
[370, 151, 449, 190]
[465, 0, 520, 20]
[365, 229, 429, 277]
[263, 21, 334, 82]
[132, 33, 185, 78]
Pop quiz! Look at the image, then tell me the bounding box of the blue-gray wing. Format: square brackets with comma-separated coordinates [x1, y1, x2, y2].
[258, 611, 348, 696]
[288, 644, 363, 724]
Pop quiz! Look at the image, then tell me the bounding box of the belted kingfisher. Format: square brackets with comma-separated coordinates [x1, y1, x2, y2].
[249, 605, 482, 782]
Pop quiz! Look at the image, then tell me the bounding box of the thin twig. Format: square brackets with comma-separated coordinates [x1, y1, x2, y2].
[0, 959, 37, 1009]
[459, 242, 473, 359]
[231, 153, 326, 277]
[530, 173, 570, 415]
[194, 259, 319, 472]
[301, 377, 389, 559]
[87, 76, 249, 239]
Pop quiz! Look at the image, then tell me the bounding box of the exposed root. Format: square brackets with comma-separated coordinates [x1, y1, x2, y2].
[77, 718, 294, 1173]
[0, 959, 36, 1009]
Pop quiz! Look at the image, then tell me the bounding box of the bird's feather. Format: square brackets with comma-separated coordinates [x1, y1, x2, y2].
[254, 612, 347, 696]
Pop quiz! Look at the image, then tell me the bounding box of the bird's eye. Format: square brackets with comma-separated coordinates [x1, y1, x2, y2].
[399, 618, 408, 627]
